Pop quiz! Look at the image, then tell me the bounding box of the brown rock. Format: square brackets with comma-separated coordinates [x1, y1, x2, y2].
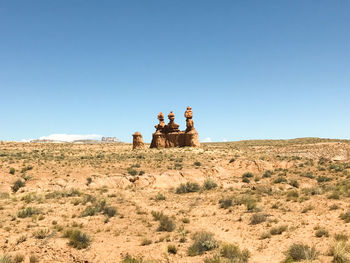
[132, 132, 144, 150]
[150, 107, 200, 148]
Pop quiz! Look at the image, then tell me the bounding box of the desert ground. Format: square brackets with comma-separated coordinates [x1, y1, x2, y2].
[1, 138, 350, 263]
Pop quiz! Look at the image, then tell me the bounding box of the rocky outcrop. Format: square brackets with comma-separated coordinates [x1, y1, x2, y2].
[150, 107, 200, 148]
[132, 132, 144, 150]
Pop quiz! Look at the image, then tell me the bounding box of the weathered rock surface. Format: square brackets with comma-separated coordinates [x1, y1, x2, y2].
[132, 132, 144, 150]
[150, 106, 200, 148]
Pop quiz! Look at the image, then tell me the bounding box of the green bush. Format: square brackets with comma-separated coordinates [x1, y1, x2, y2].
[219, 197, 233, 209]
[270, 225, 288, 235]
[127, 168, 138, 176]
[0, 255, 12, 263]
[250, 213, 267, 225]
[9, 168, 15, 175]
[220, 243, 250, 262]
[283, 243, 317, 262]
[175, 182, 200, 194]
[63, 229, 91, 249]
[316, 176, 332, 183]
[12, 179, 25, 192]
[262, 170, 273, 178]
[17, 207, 41, 218]
[188, 231, 218, 256]
[315, 228, 329, 238]
[157, 215, 176, 232]
[330, 241, 350, 263]
[194, 161, 201, 167]
[203, 179, 218, 190]
[340, 210, 350, 223]
[167, 244, 177, 254]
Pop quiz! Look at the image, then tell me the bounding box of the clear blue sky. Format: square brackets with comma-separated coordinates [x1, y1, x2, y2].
[0, 1, 349, 142]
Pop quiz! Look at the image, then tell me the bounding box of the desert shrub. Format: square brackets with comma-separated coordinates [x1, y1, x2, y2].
[203, 178, 218, 190]
[141, 239, 152, 246]
[63, 229, 91, 249]
[301, 172, 314, 179]
[263, 170, 273, 178]
[340, 210, 350, 223]
[81, 199, 116, 218]
[9, 168, 15, 175]
[260, 232, 272, 239]
[175, 182, 200, 194]
[270, 225, 288, 235]
[204, 255, 221, 263]
[86, 177, 92, 186]
[335, 234, 349, 242]
[328, 191, 341, 200]
[242, 172, 254, 179]
[283, 243, 317, 262]
[236, 195, 258, 211]
[21, 165, 33, 173]
[167, 244, 177, 254]
[157, 215, 176, 232]
[316, 176, 332, 183]
[194, 161, 201, 167]
[219, 197, 233, 209]
[29, 255, 39, 263]
[33, 228, 50, 239]
[0, 255, 12, 263]
[286, 190, 299, 201]
[273, 176, 287, 184]
[220, 243, 250, 262]
[151, 211, 164, 221]
[315, 228, 329, 238]
[329, 163, 345, 173]
[242, 177, 250, 183]
[301, 205, 313, 213]
[13, 254, 24, 263]
[17, 207, 41, 218]
[139, 170, 145, 175]
[250, 213, 267, 225]
[155, 192, 166, 201]
[188, 231, 218, 256]
[330, 241, 350, 263]
[12, 179, 25, 192]
[103, 206, 117, 217]
[289, 179, 299, 188]
[127, 168, 138, 176]
[121, 255, 147, 263]
[229, 158, 235, 163]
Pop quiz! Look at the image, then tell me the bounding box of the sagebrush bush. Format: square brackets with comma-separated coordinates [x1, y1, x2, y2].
[63, 229, 91, 249]
[250, 213, 267, 225]
[175, 182, 200, 194]
[203, 178, 217, 190]
[167, 244, 177, 254]
[283, 243, 317, 262]
[157, 215, 176, 232]
[330, 241, 350, 263]
[17, 207, 41, 218]
[220, 243, 250, 262]
[9, 168, 15, 175]
[188, 231, 218, 256]
[340, 210, 350, 223]
[219, 197, 233, 209]
[12, 179, 25, 192]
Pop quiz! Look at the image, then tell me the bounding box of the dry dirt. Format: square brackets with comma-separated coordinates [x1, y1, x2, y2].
[1, 138, 350, 263]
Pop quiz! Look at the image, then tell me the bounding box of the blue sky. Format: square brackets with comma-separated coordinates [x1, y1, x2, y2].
[0, 1, 349, 142]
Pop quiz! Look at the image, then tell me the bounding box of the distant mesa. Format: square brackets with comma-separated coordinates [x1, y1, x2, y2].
[30, 136, 121, 144]
[101, 137, 120, 143]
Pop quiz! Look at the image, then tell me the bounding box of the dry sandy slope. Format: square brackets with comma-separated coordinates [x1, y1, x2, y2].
[0, 139, 350, 262]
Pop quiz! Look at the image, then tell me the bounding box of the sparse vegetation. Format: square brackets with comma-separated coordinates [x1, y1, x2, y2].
[63, 229, 91, 249]
[188, 231, 218, 256]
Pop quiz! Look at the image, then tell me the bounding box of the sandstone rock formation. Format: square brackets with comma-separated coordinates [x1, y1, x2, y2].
[132, 132, 144, 150]
[150, 107, 200, 148]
